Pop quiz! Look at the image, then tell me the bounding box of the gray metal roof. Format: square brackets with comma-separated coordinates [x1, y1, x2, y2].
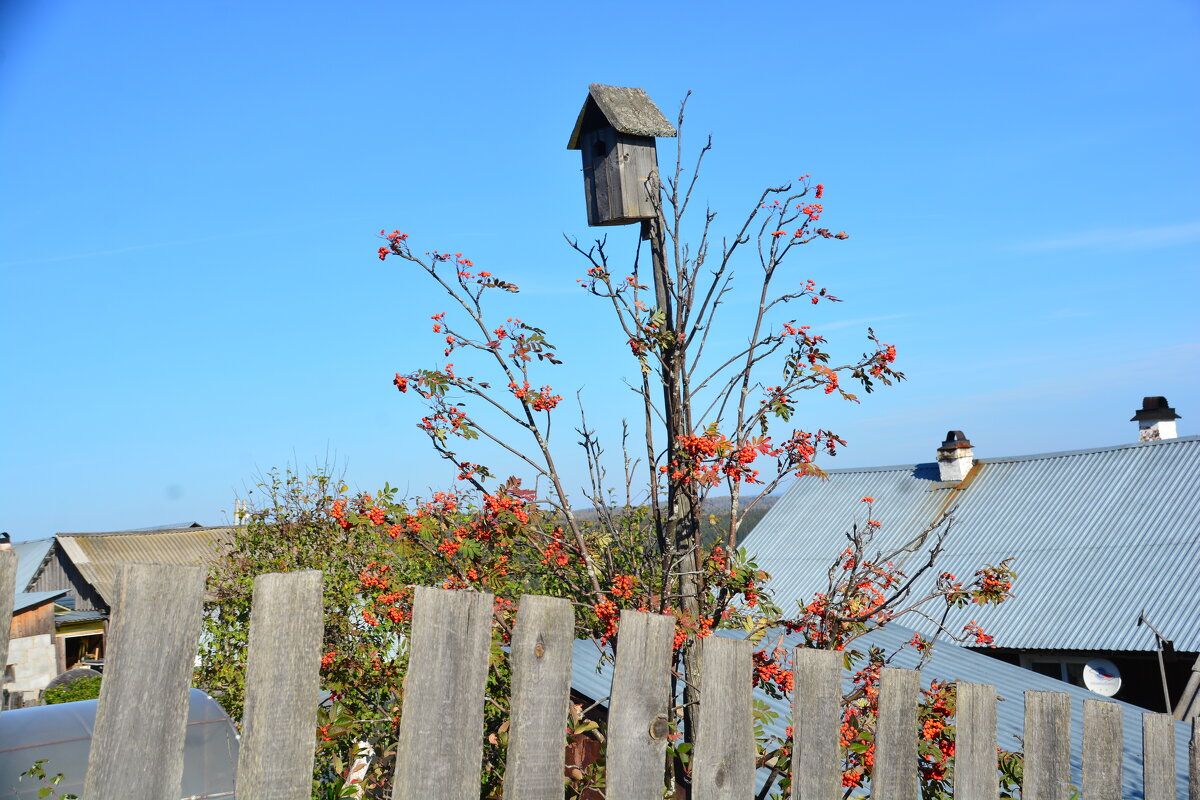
[740, 436, 1200, 652]
[571, 623, 1192, 798]
[12, 589, 69, 614]
[567, 84, 677, 149]
[11, 537, 54, 593]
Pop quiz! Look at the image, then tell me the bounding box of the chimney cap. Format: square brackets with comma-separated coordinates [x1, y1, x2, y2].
[1131, 396, 1180, 422]
[939, 430, 972, 450]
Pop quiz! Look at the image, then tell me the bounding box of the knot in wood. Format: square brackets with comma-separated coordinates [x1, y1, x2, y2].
[648, 717, 670, 740]
[534, 634, 545, 659]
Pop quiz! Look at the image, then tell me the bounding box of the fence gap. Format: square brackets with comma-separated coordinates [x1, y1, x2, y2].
[83, 563, 206, 800]
[503, 594, 575, 800]
[235, 569, 324, 800]
[955, 681, 998, 799]
[692, 635, 754, 799]
[1022, 690, 1072, 800]
[873, 667, 919, 800]
[605, 609, 674, 800]
[1142, 712, 1175, 798]
[790, 647, 841, 800]
[1082, 699, 1122, 800]
[392, 587, 494, 800]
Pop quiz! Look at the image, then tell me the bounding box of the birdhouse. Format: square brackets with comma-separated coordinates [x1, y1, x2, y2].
[567, 84, 677, 227]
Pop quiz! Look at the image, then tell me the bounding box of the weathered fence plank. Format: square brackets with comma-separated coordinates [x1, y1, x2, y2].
[0, 550, 15, 696]
[1023, 690, 1072, 800]
[83, 563, 206, 800]
[956, 681, 998, 799]
[874, 667, 919, 800]
[693, 635, 754, 799]
[1189, 720, 1198, 800]
[1143, 712, 1176, 799]
[791, 647, 842, 800]
[235, 570, 325, 800]
[503, 594, 575, 800]
[392, 587, 494, 800]
[1082, 699, 1122, 800]
[606, 609, 675, 800]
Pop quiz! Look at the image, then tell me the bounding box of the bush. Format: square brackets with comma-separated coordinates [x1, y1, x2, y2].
[43, 675, 102, 705]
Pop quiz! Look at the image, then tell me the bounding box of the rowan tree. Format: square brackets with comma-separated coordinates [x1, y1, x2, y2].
[199, 94, 1018, 799]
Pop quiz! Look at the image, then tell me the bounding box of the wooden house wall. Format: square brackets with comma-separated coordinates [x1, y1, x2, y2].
[10, 603, 56, 639]
[27, 546, 108, 613]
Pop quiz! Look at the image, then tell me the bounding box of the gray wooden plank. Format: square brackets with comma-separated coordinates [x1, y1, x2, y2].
[235, 570, 325, 800]
[1143, 712, 1176, 799]
[1189, 720, 1197, 800]
[1022, 691, 1072, 800]
[1082, 699, 1122, 800]
[83, 563, 206, 800]
[0, 550, 15, 701]
[955, 681, 998, 800]
[874, 667, 919, 800]
[791, 647, 842, 800]
[606, 609, 675, 800]
[503, 594, 575, 800]
[693, 635, 754, 800]
[392, 587, 494, 800]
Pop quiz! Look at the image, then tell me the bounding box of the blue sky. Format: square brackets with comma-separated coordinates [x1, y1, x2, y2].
[2, 1, 1197, 540]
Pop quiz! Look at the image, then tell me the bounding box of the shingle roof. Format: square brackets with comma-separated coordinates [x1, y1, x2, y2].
[567, 84, 677, 149]
[741, 436, 1200, 652]
[54, 526, 234, 607]
[12, 537, 55, 593]
[572, 623, 1193, 798]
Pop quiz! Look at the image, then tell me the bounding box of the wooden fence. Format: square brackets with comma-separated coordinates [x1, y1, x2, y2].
[0, 553, 1197, 799]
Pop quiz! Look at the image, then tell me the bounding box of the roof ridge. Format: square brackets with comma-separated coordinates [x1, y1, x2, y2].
[976, 434, 1200, 464]
[816, 434, 1199, 474]
[56, 525, 236, 537]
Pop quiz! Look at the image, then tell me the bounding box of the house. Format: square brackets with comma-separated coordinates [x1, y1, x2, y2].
[5, 525, 233, 705]
[739, 397, 1200, 718]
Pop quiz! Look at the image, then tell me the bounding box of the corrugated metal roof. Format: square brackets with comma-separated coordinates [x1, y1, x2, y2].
[741, 436, 1200, 652]
[55, 609, 107, 624]
[55, 526, 233, 607]
[571, 624, 1192, 798]
[12, 589, 69, 614]
[12, 538, 54, 593]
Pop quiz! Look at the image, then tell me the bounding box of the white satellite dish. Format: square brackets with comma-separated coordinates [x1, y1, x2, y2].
[1083, 659, 1121, 697]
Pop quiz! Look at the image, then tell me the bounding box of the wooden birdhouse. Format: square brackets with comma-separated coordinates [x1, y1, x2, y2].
[567, 84, 677, 227]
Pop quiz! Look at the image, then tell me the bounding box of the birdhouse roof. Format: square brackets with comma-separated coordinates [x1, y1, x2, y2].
[567, 84, 678, 150]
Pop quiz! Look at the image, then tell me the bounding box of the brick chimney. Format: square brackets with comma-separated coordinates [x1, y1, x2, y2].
[937, 431, 974, 482]
[1132, 396, 1180, 441]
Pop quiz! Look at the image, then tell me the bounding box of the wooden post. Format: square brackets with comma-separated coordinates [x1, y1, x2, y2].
[955, 682, 998, 800]
[0, 550, 15, 700]
[83, 563, 206, 800]
[873, 667, 919, 800]
[791, 648, 842, 800]
[1142, 712, 1176, 799]
[1022, 691, 1072, 800]
[692, 636, 754, 799]
[503, 594, 575, 800]
[1082, 700, 1122, 800]
[235, 570, 324, 800]
[392, 587, 493, 800]
[606, 609, 674, 800]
